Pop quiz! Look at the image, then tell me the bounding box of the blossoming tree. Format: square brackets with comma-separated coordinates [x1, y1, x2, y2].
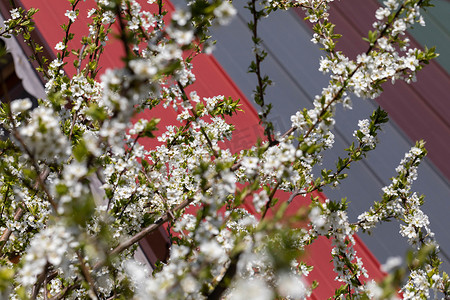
[0, 0, 448, 299]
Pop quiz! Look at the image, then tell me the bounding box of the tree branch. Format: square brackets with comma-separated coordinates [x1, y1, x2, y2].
[206, 251, 243, 300]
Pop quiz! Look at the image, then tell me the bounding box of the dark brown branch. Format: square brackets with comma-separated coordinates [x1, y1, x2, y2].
[206, 251, 243, 300]
[261, 181, 281, 219]
[49, 281, 80, 300]
[0, 207, 24, 253]
[95, 196, 194, 269]
[77, 251, 100, 299]
[31, 264, 57, 300]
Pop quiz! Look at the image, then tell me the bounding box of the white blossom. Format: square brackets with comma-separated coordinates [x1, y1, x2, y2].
[55, 41, 65, 51]
[10, 98, 32, 114]
[214, 1, 237, 25]
[65, 10, 77, 22]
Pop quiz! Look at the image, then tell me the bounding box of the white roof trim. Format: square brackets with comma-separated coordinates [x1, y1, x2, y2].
[0, 12, 46, 100]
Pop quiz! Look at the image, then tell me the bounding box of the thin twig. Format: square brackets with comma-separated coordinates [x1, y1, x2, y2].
[76, 43, 87, 75]
[100, 197, 193, 265]
[30, 263, 52, 300]
[77, 250, 100, 299]
[287, 188, 302, 204]
[55, 0, 81, 76]
[261, 181, 281, 219]
[0, 207, 24, 253]
[248, 0, 274, 144]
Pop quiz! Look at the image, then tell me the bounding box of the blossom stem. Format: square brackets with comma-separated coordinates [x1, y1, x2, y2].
[261, 181, 281, 219]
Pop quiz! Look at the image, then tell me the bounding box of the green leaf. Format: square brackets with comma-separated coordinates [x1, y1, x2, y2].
[73, 140, 88, 162]
[142, 118, 160, 138]
[86, 104, 108, 121]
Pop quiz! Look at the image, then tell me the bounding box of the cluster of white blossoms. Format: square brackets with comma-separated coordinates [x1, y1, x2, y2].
[309, 200, 369, 293]
[392, 147, 435, 247]
[353, 119, 376, 149]
[18, 225, 77, 287]
[358, 145, 425, 231]
[374, 0, 425, 32]
[213, 1, 237, 25]
[265, 0, 335, 22]
[125, 0, 157, 31]
[122, 173, 243, 299]
[356, 143, 445, 298]
[1, 187, 51, 258]
[9, 98, 33, 115]
[403, 268, 444, 299]
[17, 107, 70, 163]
